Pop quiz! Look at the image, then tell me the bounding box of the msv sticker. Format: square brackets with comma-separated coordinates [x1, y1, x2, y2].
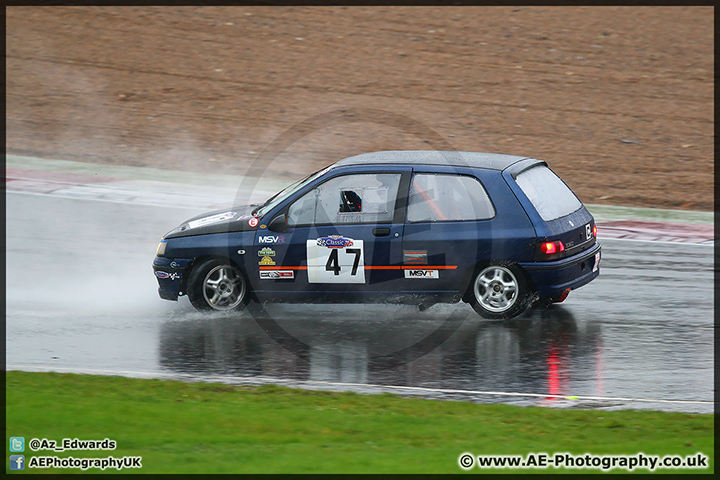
[259, 235, 285, 244]
[404, 269, 439, 279]
[317, 235, 354, 248]
[260, 270, 295, 279]
[307, 236, 364, 284]
[187, 211, 235, 229]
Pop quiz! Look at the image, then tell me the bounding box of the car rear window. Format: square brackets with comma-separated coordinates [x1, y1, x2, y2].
[515, 165, 582, 221]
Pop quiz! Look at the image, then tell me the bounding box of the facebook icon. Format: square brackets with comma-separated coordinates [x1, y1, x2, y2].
[10, 455, 25, 470]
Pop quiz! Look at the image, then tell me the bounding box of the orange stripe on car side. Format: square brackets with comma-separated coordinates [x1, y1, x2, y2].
[259, 265, 457, 270]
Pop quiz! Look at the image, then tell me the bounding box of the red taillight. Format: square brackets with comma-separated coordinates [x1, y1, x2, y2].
[541, 241, 565, 255]
[593, 225, 597, 237]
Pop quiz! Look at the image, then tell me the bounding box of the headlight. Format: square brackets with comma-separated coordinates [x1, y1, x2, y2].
[156, 239, 167, 256]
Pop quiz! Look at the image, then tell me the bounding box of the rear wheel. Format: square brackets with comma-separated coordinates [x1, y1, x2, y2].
[469, 264, 532, 319]
[187, 259, 249, 312]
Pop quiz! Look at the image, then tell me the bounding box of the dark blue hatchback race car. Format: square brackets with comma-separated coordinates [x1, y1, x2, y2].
[153, 151, 601, 319]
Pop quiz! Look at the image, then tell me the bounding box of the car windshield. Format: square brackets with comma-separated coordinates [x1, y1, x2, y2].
[254, 165, 333, 217]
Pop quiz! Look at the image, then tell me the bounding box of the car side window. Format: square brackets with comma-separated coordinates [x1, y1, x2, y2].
[288, 173, 402, 226]
[407, 173, 495, 222]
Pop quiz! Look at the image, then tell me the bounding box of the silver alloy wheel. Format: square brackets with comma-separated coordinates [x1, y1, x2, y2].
[202, 264, 246, 311]
[473, 265, 519, 313]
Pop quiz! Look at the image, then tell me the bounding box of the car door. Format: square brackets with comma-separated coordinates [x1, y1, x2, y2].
[400, 168, 499, 294]
[253, 168, 411, 301]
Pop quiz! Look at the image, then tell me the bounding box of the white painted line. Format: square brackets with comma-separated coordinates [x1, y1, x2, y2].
[599, 236, 713, 248]
[7, 184, 274, 210]
[7, 189, 211, 210]
[7, 365, 713, 406]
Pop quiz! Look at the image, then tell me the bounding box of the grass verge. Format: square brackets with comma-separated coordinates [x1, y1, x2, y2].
[5, 371, 714, 474]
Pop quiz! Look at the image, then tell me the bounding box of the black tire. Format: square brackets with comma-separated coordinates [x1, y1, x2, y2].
[186, 258, 249, 312]
[468, 264, 532, 319]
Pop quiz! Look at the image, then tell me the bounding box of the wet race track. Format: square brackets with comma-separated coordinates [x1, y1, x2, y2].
[6, 191, 714, 414]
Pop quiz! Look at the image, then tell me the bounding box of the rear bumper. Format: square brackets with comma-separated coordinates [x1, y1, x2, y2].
[518, 243, 601, 298]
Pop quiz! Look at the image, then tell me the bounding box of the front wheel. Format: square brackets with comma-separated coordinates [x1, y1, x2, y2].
[469, 264, 532, 319]
[186, 259, 249, 312]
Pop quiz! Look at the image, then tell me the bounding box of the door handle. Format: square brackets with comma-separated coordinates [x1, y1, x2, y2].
[372, 228, 391, 237]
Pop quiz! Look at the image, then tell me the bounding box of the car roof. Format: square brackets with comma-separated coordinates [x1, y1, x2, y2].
[334, 150, 530, 171]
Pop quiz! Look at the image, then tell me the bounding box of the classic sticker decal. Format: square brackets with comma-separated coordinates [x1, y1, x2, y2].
[316, 235, 354, 248]
[307, 236, 364, 284]
[404, 269, 439, 279]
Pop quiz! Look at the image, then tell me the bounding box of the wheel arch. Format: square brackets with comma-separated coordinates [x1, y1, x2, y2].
[460, 259, 536, 303]
[180, 254, 247, 296]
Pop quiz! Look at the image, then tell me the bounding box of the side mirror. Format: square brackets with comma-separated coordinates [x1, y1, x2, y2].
[267, 214, 288, 233]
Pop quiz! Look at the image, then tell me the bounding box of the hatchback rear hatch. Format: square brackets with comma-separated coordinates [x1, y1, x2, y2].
[504, 160, 597, 261]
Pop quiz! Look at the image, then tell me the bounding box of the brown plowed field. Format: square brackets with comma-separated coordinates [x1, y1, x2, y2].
[6, 6, 714, 210]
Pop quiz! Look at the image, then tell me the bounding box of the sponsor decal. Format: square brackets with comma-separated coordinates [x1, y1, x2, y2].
[248, 217, 259, 228]
[404, 269, 439, 279]
[259, 235, 285, 244]
[170, 261, 180, 268]
[187, 211, 235, 229]
[260, 270, 295, 279]
[317, 235, 354, 248]
[259, 256, 276, 266]
[260, 224, 267, 229]
[403, 250, 428, 265]
[258, 247, 276, 257]
[155, 271, 182, 280]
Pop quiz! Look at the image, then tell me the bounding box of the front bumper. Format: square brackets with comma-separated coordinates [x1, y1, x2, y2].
[152, 257, 193, 301]
[518, 242, 601, 298]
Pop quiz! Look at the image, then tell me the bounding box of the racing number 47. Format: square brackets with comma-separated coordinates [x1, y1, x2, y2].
[326, 248, 361, 275]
